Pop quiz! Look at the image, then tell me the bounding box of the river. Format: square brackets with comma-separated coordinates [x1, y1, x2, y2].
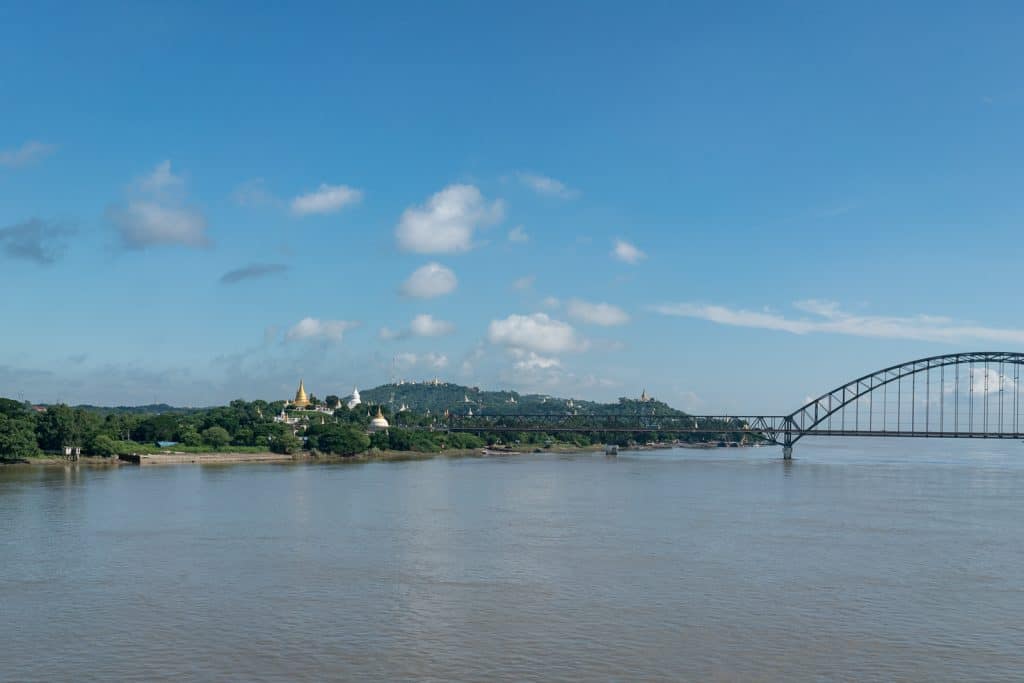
[2, 439, 1023, 681]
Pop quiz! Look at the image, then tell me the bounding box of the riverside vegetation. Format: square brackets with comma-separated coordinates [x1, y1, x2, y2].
[0, 383, 727, 461]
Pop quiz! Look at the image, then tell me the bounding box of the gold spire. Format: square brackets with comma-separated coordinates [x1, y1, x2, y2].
[375, 406, 384, 419]
[293, 379, 310, 408]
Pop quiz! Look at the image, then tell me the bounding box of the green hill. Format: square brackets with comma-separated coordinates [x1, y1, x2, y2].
[359, 381, 685, 417]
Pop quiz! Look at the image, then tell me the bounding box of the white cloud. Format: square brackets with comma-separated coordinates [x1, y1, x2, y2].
[513, 275, 535, 290]
[395, 184, 504, 253]
[290, 183, 363, 216]
[612, 239, 646, 264]
[567, 299, 630, 326]
[969, 367, 1015, 395]
[286, 317, 358, 342]
[138, 160, 184, 193]
[109, 161, 210, 249]
[517, 172, 579, 199]
[401, 262, 457, 298]
[410, 314, 455, 337]
[508, 225, 529, 243]
[542, 296, 561, 310]
[488, 313, 583, 354]
[0, 140, 57, 167]
[394, 352, 449, 369]
[511, 349, 562, 370]
[650, 299, 1024, 345]
[378, 326, 403, 341]
[109, 201, 208, 249]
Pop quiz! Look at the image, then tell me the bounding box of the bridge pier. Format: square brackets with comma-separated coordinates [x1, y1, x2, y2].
[782, 446, 793, 460]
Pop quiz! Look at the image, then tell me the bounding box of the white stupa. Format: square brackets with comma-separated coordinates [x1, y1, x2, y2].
[346, 387, 362, 410]
[369, 407, 389, 433]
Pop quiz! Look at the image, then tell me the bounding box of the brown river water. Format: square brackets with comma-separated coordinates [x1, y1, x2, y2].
[2, 439, 1023, 681]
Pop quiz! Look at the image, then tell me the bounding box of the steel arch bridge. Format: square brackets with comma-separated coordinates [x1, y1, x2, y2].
[425, 352, 1024, 459]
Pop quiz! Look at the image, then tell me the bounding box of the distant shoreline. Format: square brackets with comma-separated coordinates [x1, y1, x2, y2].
[0, 441, 731, 468]
[0, 442, 609, 468]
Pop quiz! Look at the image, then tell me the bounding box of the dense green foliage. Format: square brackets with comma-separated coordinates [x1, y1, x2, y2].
[0, 383, 731, 461]
[306, 423, 370, 455]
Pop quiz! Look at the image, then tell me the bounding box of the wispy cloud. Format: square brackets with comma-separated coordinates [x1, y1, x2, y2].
[508, 225, 529, 243]
[380, 314, 455, 340]
[108, 161, 210, 249]
[650, 299, 1024, 345]
[286, 317, 359, 342]
[233, 178, 278, 208]
[0, 219, 74, 264]
[290, 183, 363, 216]
[517, 172, 579, 199]
[567, 299, 629, 326]
[0, 140, 57, 168]
[513, 274, 535, 291]
[612, 239, 645, 264]
[220, 263, 289, 284]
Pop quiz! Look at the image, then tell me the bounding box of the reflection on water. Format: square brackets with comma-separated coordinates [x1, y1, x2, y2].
[2, 439, 1023, 681]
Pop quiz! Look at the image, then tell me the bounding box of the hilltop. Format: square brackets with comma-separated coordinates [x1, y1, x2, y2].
[358, 381, 685, 417]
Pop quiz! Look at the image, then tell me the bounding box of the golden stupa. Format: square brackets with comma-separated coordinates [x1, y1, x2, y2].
[293, 379, 311, 408]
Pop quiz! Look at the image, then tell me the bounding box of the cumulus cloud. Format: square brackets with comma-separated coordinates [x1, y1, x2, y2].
[286, 317, 358, 342]
[0, 140, 57, 167]
[109, 161, 210, 249]
[401, 262, 457, 298]
[542, 296, 561, 310]
[220, 263, 289, 284]
[517, 172, 579, 199]
[567, 299, 630, 326]
[650, 299, 1024, 345]
[0, 219, 74, 264]
[290, 183, 363, 216]
[508, 225, 529, 243]
[612, 239, 646, 264]
[395, 184, 504, 253]
[488, 313, 583, 354]
[410, 314, 455, 337]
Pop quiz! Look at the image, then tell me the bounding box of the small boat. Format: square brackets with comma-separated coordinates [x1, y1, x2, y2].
[605, 444, 619, 456]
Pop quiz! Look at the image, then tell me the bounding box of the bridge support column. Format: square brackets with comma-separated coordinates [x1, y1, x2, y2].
[782, 446, 793, 460]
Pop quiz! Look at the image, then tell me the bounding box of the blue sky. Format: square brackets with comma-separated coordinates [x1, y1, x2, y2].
[2, 1, 1023, 411]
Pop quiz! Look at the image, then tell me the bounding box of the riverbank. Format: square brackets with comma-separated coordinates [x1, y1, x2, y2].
[1, 442, 626, 467]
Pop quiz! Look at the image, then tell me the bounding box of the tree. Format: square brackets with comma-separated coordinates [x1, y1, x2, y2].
[89, 434, 118, 457]
[0, 414, 41, 458]
[325, 395, 341, 410]
[270, 432, 302, 454]
[35, 404, 79, 451]
[315, 425, 370, 456]
[179, 428, 202, 447]
[201, 426, 231, 450]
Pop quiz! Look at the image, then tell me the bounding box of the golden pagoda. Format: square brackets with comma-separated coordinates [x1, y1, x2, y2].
[292, 379, 311, 408]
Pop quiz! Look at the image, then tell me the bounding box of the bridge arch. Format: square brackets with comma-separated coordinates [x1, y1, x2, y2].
[782, 351, 1024, 447]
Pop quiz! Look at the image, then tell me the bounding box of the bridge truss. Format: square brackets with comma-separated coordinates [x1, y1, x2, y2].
[405, 353, 1024, 458]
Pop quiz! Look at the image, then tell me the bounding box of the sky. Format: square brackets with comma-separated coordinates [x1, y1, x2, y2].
[2, 1, 1023, 412]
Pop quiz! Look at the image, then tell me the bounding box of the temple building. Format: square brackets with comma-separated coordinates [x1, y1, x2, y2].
[346, 387, 362, 410]
[369, 406, 389, 433]
[292, 379, 311, 408]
